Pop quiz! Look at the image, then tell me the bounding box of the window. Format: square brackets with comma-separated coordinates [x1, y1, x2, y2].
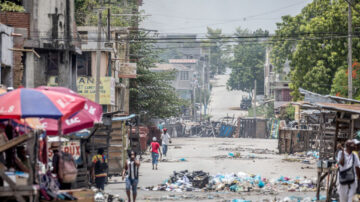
[180, 71, 189, 80]
[78, 31, 88, 44]
[77, 52, 92, 76]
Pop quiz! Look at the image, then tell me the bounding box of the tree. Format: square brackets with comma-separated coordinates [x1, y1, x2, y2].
[271, 0, 360, 100]
[74, 0, 137, 27]
[129, 32, 189, 119]
[204, 27, 227, 75]
[227, 27, 268, 94]
[0, 1, 24, 12]
[74, 0, 187, 119]
[331, 61, 360, 99]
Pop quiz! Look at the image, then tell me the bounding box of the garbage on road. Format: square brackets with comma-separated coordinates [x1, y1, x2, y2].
[214, 153, 269, 160]
[144, 170, 317, 194]
[282, 151, 319, 164]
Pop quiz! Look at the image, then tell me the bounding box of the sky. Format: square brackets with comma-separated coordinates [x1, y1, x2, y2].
[140, 0, 313, 35]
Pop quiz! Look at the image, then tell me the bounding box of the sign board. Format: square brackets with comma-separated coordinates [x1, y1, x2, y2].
[119, 63, 137, 78]
[77, 76, 115, 105]
[48, 140, 81, 162]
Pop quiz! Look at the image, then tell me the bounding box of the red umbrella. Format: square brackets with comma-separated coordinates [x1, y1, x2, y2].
[37, 86, 102, 122]
[0, 88, 86, 120]
[36, 86, 103, 135]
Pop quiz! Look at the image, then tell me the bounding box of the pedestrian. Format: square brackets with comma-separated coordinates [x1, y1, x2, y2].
[337, 140, 360, 202]
[149, 137, 162, 170]
[161, 128, 171, 158]
[91, 148, 108, 190]
[50, 142, 72, 189]
[122, 150, 140, 202]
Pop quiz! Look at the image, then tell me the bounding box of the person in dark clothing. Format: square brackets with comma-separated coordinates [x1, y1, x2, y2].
[92, 148, 108, 190]
[5, 124, 16, 168]
[122, 150, 140, 202]
[50, 142, 72, 190]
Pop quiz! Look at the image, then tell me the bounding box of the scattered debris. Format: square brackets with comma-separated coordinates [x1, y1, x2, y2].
[144, 171, 317, 194]
[214, 153, 269, 160]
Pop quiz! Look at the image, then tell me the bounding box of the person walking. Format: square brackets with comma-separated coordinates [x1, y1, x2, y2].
[161, 128, 171, 158]
[50, 142, 72, 190]
[122, 150, 140, 202]
[91, 148, 108, 190]
[337, 140, 360, 202]
[149, 137, 162, 170]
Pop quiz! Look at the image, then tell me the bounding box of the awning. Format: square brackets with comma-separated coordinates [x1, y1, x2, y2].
[112, 114, 136, 121]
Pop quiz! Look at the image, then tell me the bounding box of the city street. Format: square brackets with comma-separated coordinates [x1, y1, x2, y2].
[208, 70, 248, 121]
[106, 138, 318, 201]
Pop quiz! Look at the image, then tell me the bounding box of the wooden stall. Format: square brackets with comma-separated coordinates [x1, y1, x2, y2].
[311, 103, 360, 201]
[278, 129, 317, 154]
[0, 130, 40, 202]
[237, 118, 268, 139]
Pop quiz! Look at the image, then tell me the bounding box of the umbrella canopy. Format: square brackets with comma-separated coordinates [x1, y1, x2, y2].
[0, 88, 86, 120]
[37, 86, 102, 122]
[39, 112, 94, 135]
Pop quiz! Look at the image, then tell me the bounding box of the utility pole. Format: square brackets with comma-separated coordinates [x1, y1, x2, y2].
[107, 8, 111, 76]
[95, 11, 102, 103]
[202, 59, 206, 116]
[253, 80, 257, 118]
[348, 0, 353, 99]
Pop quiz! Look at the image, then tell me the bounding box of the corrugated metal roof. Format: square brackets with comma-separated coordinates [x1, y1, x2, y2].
[316, 103, 360, 114]
[169, 59, 198, 64]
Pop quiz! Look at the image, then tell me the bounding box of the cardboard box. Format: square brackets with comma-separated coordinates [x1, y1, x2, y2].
[70, 189, 94, 202]
[15, 172, 29, 185]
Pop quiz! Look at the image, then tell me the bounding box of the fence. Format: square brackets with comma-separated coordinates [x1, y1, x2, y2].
[278, 129, 318, 154]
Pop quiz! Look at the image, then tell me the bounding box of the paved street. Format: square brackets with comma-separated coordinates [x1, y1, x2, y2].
[106, 138, 318, 201]
[208, 71, 248, 121]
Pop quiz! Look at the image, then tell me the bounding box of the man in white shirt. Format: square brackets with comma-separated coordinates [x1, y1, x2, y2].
[161, 128, 171, 158]
[337, 140, 360, 202]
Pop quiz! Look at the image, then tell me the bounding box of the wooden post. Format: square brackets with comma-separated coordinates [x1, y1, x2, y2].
[121, 121, 127, 170]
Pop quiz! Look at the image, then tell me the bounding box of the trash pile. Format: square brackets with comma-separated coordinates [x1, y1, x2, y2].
[282, 151, 319, 164]
[214, 152, 269, 160]
[144, 171, 317, 194]
[218, 147, 277, 155]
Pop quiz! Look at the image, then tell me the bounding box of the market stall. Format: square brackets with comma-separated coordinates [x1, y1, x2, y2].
[0, 87, 100, 201]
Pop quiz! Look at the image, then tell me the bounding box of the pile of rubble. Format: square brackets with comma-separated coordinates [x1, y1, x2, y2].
[144, 170, 317, 194]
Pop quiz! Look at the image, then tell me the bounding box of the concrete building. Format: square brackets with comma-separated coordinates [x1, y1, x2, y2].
[0, 1, 80, 90]
[264, 47, 292, 111]
[0, 11, 30, 88]
[76, 26, 132, 113]
[0, 23, 14, 87]
[21, 0, 80, 90]
[150, 63, 194, 100]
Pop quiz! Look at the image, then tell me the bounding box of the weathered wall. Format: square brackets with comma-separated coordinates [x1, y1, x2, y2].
[24, 0, 75, 49]
[91, 52, 109, 77]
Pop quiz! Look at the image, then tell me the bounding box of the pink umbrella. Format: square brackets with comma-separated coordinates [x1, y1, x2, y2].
[36, 86, 103, 135]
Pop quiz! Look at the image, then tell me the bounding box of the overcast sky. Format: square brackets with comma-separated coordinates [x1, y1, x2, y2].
[140, 0, 312, 35]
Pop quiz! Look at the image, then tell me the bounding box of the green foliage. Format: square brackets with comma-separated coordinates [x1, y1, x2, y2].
[331, 62, 360, 98]
[203, 27, 227, 75]
[247, 102, 274, 119]
[130, 67, 189, 118]
[227, 27, 268, 94]
[278, 105, 295, 121]
[74, 0, 137, 26]
[129, 31, 189, 119]
[271, 0, 360, 100]
[0, 1, 24, 12]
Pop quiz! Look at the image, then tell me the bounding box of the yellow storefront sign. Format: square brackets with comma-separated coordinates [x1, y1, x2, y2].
[77, 77, 115, 105]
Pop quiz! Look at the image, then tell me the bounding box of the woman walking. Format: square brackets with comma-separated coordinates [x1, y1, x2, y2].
[149, 137, 162, 170]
